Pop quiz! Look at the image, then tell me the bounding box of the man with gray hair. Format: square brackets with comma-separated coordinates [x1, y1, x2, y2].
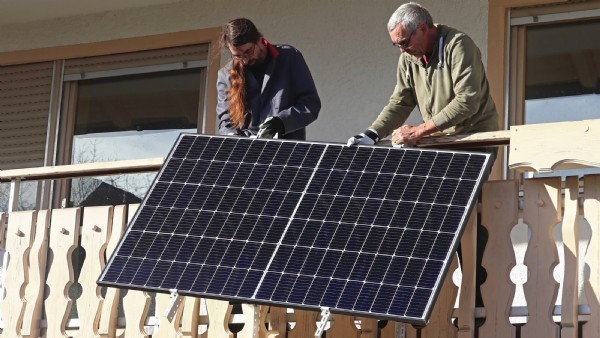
[347, 2, 498, 309]
[347, 2, 498, 148]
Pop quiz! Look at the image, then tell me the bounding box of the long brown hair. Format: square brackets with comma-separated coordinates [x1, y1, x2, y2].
[220, 18, 262, 128]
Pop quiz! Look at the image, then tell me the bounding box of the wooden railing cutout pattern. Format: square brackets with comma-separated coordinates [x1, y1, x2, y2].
[1, 176, 600, 337]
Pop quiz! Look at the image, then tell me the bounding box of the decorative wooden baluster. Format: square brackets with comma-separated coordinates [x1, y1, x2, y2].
[583, 174, 600, 338]
[98, 205, 127, 338]
[457, 211, 477, 338]
[521, 178, 561, 338]
[154, 292, 185, 338]
[480, 180, 518, 338]
[2, 211, 36, 337]
[236, 304, 259, 338]
[180, 297, 200, 338]
[199, 299, 209, 338]
[267, 306, 288, 337]
[204, 299, 234, 338]
[79, 206, 114, 337]
[360, 317, 378, 338]
[287, 309, 318, 338]
[44, 207, 81, 338]
[327, 314, 359, 337]
[419, 254, 459, 338]
[236, 304, 274, 338]
[259, 306, 281, 338]
[121, 204, 152, 338]
[21, 210, 50, 338]
[561, 176, 580, 338]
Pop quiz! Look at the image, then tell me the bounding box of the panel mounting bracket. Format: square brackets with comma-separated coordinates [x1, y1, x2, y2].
[163, 289, 183, 322]
[314, 307, 331, 337]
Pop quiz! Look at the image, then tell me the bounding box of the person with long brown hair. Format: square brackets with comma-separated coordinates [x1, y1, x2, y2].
[217, 18, 320, 140]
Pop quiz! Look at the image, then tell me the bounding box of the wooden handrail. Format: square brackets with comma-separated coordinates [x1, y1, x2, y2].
[416, 130, 510, 148]
[378, 130, 511, 149]
[0, 131, 511, 182]
[0, 157, 164, 182]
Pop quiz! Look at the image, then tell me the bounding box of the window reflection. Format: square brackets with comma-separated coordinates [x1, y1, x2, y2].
[525, 19, 600, 124]
[0, 182, 38, 212]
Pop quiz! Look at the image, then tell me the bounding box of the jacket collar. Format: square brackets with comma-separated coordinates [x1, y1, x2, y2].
[264, 38, 280, 58]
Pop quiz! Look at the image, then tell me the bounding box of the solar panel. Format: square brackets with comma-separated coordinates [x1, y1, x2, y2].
[98, 134, 491, 325]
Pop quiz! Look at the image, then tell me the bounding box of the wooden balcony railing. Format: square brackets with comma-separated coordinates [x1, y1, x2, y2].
[0, 119, 599, 338]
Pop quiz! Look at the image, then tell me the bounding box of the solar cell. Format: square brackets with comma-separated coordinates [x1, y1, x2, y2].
[98, 134, 490, 325]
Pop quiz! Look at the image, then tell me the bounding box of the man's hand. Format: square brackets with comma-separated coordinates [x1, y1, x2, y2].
[257, 116, 285, 139]
[391, 125, 420, 146]
[347, 129, 380, 146]
[391, 120, 438, 146]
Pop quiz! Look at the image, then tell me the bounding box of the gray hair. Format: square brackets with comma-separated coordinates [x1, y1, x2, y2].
[387, 2, 433, 32]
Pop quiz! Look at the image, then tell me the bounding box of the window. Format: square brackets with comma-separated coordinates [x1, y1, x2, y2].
[57, 45, 209, 207]
[1, 28, 222, 211]
[508, 5, 600, 178]
[524, 20, 600, 125]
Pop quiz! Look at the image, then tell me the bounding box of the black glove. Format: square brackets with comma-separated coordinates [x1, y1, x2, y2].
[257, 116, 285, 139]
[347, 129, 380, 146]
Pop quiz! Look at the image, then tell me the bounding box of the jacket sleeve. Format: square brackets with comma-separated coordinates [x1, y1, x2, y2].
[369, 57, 416, 139]
[430, 34, 485, 131]
[275, 51, 321, 135]
[216, 67, 240, 135]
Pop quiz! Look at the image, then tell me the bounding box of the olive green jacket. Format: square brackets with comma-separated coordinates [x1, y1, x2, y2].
[369, 25, 499, 138]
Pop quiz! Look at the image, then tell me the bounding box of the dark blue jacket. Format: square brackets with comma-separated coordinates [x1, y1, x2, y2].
[217, 44, 321, 140]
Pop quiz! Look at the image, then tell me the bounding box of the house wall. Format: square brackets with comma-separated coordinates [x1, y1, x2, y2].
[0, 0, 490, 143]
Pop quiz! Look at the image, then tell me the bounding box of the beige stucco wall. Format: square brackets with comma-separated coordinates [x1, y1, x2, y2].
[0, 0, 489, 143]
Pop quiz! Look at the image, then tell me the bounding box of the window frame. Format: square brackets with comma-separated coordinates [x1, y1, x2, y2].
[0, 28, 222, 209]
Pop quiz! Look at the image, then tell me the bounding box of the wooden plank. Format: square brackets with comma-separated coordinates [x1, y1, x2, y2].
[20, 210, 50, 338]
[44, 207, 81, 338]
[199, 299, 209, 338]
[267, 306, 288, 337]
[380, 321, 409, 338]
[0, 157, 164, 182]
[457, 211, 477, 338]
[235, 304, 275, 338]
[415, 130, 510, 149]
[257, 305, 279, 338]
[99, 205, 128, 338]
[479, 180, 518, 338]
[405, 323, 418, 338]
[359, 317, 378, 338]
[205, 299, 234, 338]
[180, 297, 201, 338]
[583, 174, 600, 337]
[509, 120, 600, 172]
[2, 211, 37, 337]
[561, 176, 580, 338]
[288, 309, 318, 338]
[327, 314, 359, 337]
[78, 206, 114, 337]
[521, 178, 561, 338]
[154, 293, 185, 338]
[236, 304, 259, 338]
